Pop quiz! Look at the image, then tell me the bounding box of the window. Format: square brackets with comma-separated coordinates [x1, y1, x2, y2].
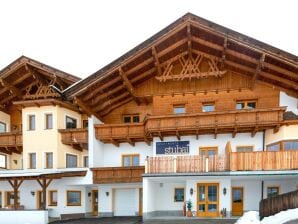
[283, 140, 298, 151]
[0, 192, 2, 208]
[267, 187, 279, 198]
[202, 103, 215, 112]
[28, 115, 36, 130]
[123, 115, 140, 123]
[174, 188, 184, 202]
[45, 114, 53, 129]
[267, 142, 280, 151]
[45, 152, 53, 169]
[236, 101, 256, 110]
[66, 154, 77, 168]
[83, 156, 88, 168]
[122, 154, 140, 167]
[0, 122, 6, 133]
[200, 147, 218, 158]
[236, 146, 253, 152]
[49, 190, 57, 206]
[66, 191, 81, 206]
[66, 116, 77, 129]
[5, 191, 19, 207]
[0, 154, 7, 169]
[173, 105, 185, 114]
[82, 120, 88, 128]
[29, 153, 36, 169]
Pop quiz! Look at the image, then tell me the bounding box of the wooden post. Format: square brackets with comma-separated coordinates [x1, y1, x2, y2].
[37, 178, 52, 210]
[173, 156, 177, 173]
[8, 178, 23, 209]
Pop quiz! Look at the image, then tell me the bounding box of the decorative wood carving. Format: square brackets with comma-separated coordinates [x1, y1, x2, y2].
[156, 53, 227, 82]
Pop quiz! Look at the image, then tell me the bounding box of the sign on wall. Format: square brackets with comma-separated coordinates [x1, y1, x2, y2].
[156, 141, 190, 155]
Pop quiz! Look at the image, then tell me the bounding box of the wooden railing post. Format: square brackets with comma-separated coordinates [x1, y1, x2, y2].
[173, 156, 177, 173]
[206, 157, 209, 172]
[145, 157, 148, 173]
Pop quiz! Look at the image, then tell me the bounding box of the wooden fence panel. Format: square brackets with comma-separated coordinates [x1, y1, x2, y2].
[259, 190, 298, 219]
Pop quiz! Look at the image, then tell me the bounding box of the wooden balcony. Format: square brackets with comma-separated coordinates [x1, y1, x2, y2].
[95, 108, 285, 145]
[145, 151, 298, 174]
[94, 123, 150, 146]
[146, 107, 285, 139]
[91, 166, 145, 184]
[0, 131, 22, 154]
[59, 128, 88, 151]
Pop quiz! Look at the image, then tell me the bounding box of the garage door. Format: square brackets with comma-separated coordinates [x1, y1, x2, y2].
[114, 189, 136, 216]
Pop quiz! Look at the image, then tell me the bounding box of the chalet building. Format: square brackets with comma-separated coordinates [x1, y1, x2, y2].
[0, 13, 297, 222]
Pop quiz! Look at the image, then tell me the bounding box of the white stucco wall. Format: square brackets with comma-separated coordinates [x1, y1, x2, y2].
[263, 179, 297, 199]
[280, 91, 298, 114]
[0, 210, 48, 224]
[153, 132, 264, 156]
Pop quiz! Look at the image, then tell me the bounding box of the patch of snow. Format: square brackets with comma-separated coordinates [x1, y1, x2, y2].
[235, 208, 298, 224]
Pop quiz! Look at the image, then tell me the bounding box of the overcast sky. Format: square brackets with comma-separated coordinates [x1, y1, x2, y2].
[0, 0, 297, 79]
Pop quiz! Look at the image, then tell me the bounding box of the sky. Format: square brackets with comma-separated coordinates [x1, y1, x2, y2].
[0, 0, 297, 79]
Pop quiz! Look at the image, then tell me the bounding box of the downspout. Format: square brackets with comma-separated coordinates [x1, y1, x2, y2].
[261, 130, 265, 200]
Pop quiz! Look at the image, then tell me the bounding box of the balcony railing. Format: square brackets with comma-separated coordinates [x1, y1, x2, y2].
[95, 107, 285, 145]
[145, 151, 298, 174]
[91, 166, 145, 184]
[0, 131, 22, 154]
[59, 128, 88, 150]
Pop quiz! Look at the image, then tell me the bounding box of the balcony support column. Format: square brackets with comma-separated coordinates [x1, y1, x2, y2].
[8, 178, 23, 209]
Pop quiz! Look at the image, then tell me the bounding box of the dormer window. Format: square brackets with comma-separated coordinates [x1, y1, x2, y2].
[123, 114, 139, 123]
[173, 105, 185, 114]
[236, 101, 256, 110]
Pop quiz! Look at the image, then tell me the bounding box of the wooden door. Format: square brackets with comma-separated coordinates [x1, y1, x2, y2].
[139, 188, 143, 216]
[92, 190, 98, 216]
[197, 183, 219, 217]
[37, 191, 44, 209]
[232, 187, 243, 216]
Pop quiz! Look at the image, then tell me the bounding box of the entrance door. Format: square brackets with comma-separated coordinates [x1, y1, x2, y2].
[232, 187, 243, 216]
[92, 190, 98, 216]
[37, 191, 44, 209]
[197, 183, 219, 217]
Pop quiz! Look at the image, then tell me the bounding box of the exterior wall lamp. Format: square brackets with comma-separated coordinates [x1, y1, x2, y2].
[88, 192, 91, 197]
[190, 188, 194, 196]
[30, 191, 35, 196]
[106, 192, 109, 197]
[223, 187, 227, 195]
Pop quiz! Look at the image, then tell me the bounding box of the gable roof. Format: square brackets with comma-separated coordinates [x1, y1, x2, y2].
[0, 56, 81, 111]
[64, 12, 297, 98]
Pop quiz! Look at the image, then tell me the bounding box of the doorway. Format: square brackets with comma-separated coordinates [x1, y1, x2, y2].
[92, 190, 98, 216]
[197, 183, 219, 217]
[37, 191, 44, 209]
[232, 187, 244, 216]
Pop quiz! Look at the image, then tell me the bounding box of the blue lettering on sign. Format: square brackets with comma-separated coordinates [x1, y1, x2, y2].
[156, 141, 190, 155]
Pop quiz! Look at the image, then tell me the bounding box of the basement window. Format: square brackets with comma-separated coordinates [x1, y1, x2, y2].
[267, 186, 279, 198]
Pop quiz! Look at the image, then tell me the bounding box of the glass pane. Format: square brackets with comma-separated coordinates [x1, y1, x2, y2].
[132, 156, 139, 166]
[208, 150, 217, 157]
[46, 114, 53, 129]
[202, 105, 214, 112]
[29, 115, 35, 130]
[123, 116, 131, 123]
[31, 153, 36, 169]
[233, 189, 242, 203]
[267, 187, 278, 198]
[208, 185, 217, 202]
[208, 204, 217, 212]
[284, 141, 298, 151]
[66, 116, 77, 129]
[236, 103, 245, 110]
[52, 191, 57, 203]
[67, 191, 80, 205]
[123, 156, 131, 166]
[198, 204, 205, 212]
[133, 116, 139, 123]
[174, 189, 184, 202]
[84, 156, 89, 167]
[237, 146, 253, 152]
[199, 186, 205, 201]
[200, 150, 206, 156]
[247, 102, 256, 109]
[47, 153, 53, 168]
[174, 106, 185, 114]
[267, 143, 280, 151]
[66, 154, 77, 168]
[0, 122, 6, 133]
[0, 155, 6, 168]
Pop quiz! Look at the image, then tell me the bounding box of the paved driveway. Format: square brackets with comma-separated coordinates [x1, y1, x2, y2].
[50, 217, 236, 224]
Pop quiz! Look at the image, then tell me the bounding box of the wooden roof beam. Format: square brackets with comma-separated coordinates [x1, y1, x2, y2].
[100, 97, 132, 117]
[75, 96, 102, 121]
[251, 54, 265, 90]
[221, 35, 228, 69]
[0, 78, 22, 98]
[119, 68, 141, 105]
[152, 47, 161, 76]
[93, 92, 130, 112]
[187, 23, 192, 59]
